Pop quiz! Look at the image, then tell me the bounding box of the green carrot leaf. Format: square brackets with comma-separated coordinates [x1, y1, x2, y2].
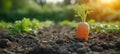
[74, 4, 92, 22]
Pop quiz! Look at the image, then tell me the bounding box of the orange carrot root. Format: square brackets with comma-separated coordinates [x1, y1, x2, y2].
[77, 22, 89, 41]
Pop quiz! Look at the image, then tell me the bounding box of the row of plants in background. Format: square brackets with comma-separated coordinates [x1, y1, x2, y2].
[59, 20, 120, 34]
[0, 18, 120, 35]
[88, 21, 120, 33]
[1, 3, 120, 22]
[0, 18, 54, 35]
[0, 4, 74, 22]
[1, 0, 120, 22]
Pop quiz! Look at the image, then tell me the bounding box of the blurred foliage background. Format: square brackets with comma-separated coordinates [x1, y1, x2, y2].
[0, 0, 120, 22]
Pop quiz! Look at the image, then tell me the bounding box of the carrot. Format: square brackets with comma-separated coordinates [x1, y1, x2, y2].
[74, 4, 92, 41]
[77, 22, 89, 40]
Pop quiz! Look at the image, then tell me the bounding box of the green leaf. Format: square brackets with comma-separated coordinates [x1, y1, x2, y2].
[74, 4, 92, 22]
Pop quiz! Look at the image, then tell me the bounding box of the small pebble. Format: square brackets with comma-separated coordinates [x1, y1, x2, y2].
[58, 46, 69, 54]
[91, 45, 103, 52]
[56, 40, 64, 44]
[76, 48, 86, 54]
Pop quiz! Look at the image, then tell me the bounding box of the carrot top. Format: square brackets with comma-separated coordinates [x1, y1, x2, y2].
[74, 4, 92, 22]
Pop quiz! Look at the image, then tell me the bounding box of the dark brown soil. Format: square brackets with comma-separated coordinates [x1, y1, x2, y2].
[0, 25, 120, 54]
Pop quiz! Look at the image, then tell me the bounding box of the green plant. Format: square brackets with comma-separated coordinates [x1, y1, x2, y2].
[31, 19, 41, 29]
[8, 18, 40, 35]
[73, 4, 93, 40]
[40, 20, 55, 28]
[0, 21, 11, 29]
[89, 22, 120, 33]
[74, 4, 92, 22]
[59, 19, 120, 34]
[59, 20, 78, 27]
[8, 18, 55, 35]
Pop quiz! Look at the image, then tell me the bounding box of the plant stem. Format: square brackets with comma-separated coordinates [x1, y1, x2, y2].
[74, 4, 92, 22]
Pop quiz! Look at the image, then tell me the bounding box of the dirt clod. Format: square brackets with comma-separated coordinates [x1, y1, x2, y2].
[0, 39, 12, 48]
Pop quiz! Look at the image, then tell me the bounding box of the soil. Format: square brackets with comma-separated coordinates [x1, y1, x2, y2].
[0, 25, 120, 54]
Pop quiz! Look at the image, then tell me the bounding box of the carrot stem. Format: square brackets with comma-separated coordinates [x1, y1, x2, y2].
[74, 4, 92, 22]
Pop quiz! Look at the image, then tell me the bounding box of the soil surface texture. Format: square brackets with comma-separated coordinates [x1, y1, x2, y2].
[0, 25, 120, 54]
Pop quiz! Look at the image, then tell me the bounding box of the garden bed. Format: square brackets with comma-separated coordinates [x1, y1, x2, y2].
[0, 25, 120, 54]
